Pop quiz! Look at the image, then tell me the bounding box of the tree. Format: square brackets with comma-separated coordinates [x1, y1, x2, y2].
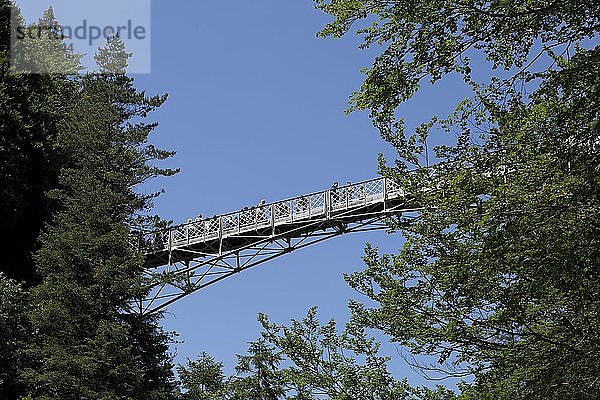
[178, 353, 227, 400]
[181, 309, 454, 400]
[229, 338, 286, 400]
[0, 1, 80, 286]
[21, 36, 178, 399]
[314, 0, 600, 398]
[94, 32, 130, 75]
[11, 5, 81, 74]
[0, 3, 86, 397]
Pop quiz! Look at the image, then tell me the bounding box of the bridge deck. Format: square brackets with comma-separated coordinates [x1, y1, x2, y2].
[134, 177, 406, 268]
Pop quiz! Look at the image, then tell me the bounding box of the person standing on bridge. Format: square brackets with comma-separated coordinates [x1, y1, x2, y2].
[256, 198, 267, 223]
[331, 181, 339, 204]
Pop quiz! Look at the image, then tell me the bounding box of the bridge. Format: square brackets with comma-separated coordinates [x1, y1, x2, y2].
[132, 177, 418, 314]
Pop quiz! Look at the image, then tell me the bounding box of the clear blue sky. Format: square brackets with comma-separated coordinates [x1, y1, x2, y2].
[21, 0, 472, 384]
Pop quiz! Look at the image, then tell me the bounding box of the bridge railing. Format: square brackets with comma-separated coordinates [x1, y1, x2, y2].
[131, 177, 403, 256]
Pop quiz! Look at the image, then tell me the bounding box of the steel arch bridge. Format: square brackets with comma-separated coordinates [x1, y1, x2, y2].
[132, 177, 417, 314]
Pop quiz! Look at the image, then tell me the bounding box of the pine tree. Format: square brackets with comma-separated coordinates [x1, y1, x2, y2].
[0, 3, 84, 397]
[177, 353, 227, 400]
[21, 36, 178, 399]
[11, 5, 81, 74]
[0, 1, 80, 286]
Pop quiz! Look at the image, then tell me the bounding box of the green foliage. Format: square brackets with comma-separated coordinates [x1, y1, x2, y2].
[0, 273, 28, 399]
[230, 338, 286, 400]
[180, 309, 456, 400]
[0, 1, 80, 286]
[10, 5, 82, 74]
[178, 353, 227, 400]
[315, 0, 600, 398]
[95, 34, 131, 74]
[20, 36, 177, 399]
[1, 4, 177, 398]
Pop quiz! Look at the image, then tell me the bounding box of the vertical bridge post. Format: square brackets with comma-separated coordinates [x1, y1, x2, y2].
[271, 203, 276, 236]
[383, 177, 388, 211]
